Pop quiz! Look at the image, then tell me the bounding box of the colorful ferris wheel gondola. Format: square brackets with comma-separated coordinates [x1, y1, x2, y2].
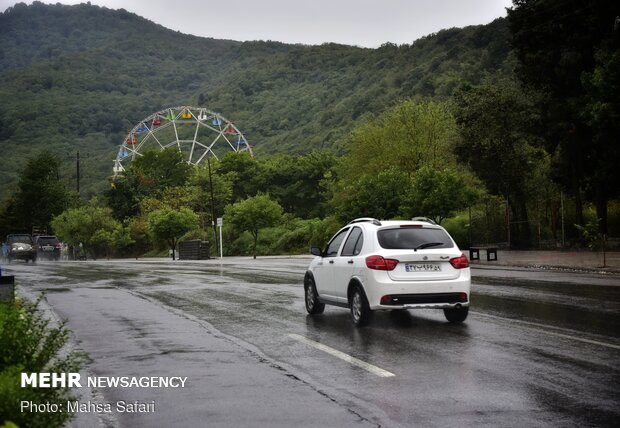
[224, 124, 237, 135]
[113, 106, 253, 177]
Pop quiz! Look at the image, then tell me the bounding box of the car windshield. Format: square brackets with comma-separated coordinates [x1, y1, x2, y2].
[8, 235, 32, 244]
[377, 227, 454, 250]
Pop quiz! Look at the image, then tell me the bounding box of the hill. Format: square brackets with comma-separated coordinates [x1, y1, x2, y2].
[0, 2, 511, 199]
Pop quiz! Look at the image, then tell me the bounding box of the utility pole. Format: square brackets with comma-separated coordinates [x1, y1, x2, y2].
[207, 157, 217, 251]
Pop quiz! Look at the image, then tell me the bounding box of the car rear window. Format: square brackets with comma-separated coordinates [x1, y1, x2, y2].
[377, 227, 454, 249]
[37, 237, 59, 245]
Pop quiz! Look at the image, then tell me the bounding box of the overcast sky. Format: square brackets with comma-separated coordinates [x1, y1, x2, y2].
[1, 0, 513, 48]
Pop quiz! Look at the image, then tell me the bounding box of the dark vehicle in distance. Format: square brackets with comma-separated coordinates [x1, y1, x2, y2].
[34, 235, 62, 261]
[5, 234, 36, 263]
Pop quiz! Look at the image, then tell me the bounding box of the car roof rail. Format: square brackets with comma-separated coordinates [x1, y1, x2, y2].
[411, 217, 437, 225]
[348, 217, 382, 226]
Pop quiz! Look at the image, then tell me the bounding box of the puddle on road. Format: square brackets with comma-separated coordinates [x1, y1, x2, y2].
[43, 287, 71, 293]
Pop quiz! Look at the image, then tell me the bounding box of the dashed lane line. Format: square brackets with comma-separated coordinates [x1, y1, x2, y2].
[288, 333, 395, 378]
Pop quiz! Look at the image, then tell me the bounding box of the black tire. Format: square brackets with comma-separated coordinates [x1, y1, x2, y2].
[305, 277, 325, 315]
[443, 306, 469, 323]
[349, 285, 372, 327]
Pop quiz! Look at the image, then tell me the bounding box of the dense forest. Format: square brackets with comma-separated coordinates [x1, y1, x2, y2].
[0, 1, 511, 199]
[0, 1, 618, 255]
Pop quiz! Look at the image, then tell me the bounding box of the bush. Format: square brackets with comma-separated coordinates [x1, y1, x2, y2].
[223, 216, 341, 256]
[0, 299, 85, 428]
[273, 217, 341, 253]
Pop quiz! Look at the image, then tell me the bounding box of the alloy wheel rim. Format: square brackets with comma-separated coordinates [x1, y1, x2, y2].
[306, 283, 315, 308]
[352, 292, 362, 321]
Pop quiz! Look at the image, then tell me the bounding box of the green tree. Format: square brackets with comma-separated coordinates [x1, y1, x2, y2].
[508, 0, 620, 233]
[124, 217, 152, 258]
[132, 148, 192, 190]
[217, 152, 262, 202]
[51, 203, 119, 259]
[188, 160, 235, 238]
[453, 78, 544, 247]
[224, 194, 283, 259]
[403, 166, 478, 224]
[4, 150, 75, 233]
[105, 148, 193, 220]
[340, 99, 458, 180]
[332, 168, 410, 222]
[105, 174, 144, 220]
[259, 152, 336, 218]
[147, 207, 199, 260]
[582, 42, 620, 233]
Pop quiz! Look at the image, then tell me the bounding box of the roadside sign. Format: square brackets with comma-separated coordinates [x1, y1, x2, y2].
[217, 218, 223, 258]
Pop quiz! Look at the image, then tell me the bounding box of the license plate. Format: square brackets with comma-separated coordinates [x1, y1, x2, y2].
[42, 246, 54, 251]
[405, 263, 441, 272]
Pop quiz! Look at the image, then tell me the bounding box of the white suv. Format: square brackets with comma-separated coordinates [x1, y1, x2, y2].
[304, 218, 471, 326]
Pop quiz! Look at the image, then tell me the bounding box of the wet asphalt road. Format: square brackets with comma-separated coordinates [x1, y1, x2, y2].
[5, 257, 620, 428]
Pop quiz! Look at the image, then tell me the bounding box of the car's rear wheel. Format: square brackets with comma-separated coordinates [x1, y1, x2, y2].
[443, 306, 469, 323]
[305, 277, 325, 315]
[350, 285, 372, 327]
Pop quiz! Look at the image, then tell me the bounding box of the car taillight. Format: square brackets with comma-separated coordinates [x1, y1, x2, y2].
[366, 255, 399, 271]
[449, 254, 469, 269]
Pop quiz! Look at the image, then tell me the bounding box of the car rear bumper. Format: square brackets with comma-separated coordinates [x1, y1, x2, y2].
[376, 301, 470, 310]
[364, 270, 471, 310]
[9, 251, 35, 260]
[38, 250, 60, 257]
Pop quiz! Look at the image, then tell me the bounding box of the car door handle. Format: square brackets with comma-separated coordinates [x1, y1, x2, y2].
[347, 260, 354, 264]
[329, 260, 334, 264]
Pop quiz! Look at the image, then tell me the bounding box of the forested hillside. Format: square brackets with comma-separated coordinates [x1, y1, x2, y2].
[0, 1, 511, 199]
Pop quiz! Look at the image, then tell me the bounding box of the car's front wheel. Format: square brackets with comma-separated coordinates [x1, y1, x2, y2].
[443, 306, 469, 323]
[304, 277, 325, 315]
[350, 285, 372, 327]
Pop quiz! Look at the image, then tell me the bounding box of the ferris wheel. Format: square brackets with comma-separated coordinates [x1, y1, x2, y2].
[113, 106, 253, 176]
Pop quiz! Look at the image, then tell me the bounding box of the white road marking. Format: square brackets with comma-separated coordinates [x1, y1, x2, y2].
[288, 334, 395, 378]
[471, 311, 620, 351]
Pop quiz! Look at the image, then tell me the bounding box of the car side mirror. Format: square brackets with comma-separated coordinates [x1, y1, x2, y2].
[310, 247, 323, 257]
